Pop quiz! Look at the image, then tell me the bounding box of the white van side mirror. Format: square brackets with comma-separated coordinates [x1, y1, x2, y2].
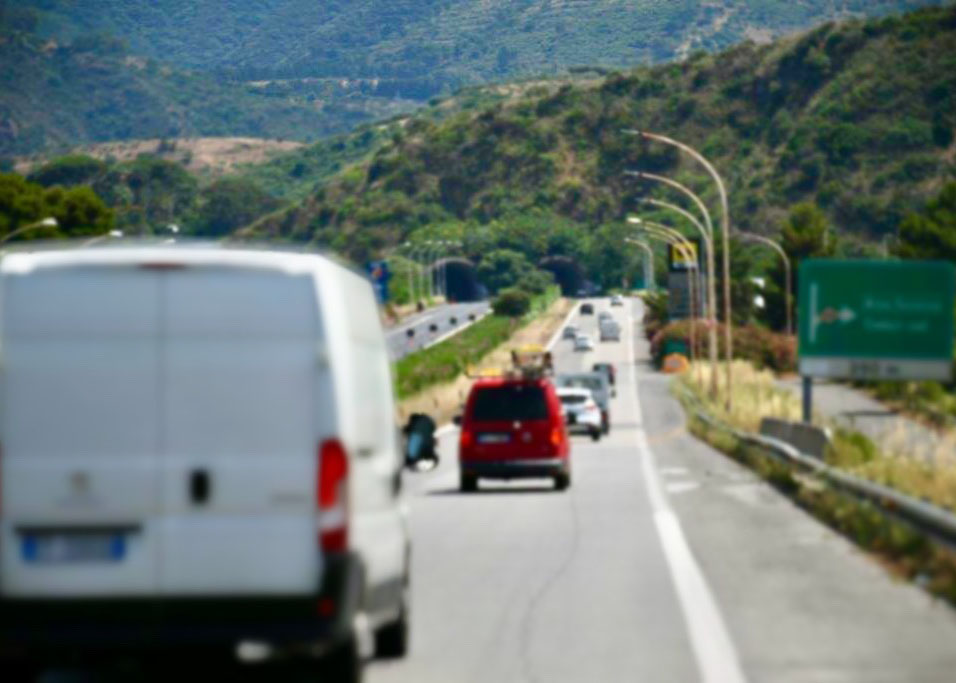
[402, 413, 439, 472]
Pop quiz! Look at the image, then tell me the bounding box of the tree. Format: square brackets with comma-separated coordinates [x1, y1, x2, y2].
[43, 185, 114, 237]
[895, 182, 956, 262]
[29, 155, 108, 188]
[0, 173, 113, 240]
[762, 202, 834, 331]
[192, 179, 279, 237]
[781, 202, 834, 260]
[492, 288, 531, 317]
[476, 249, 533, 294]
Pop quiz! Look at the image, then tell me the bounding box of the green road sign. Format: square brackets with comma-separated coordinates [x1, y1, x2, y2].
[798, 260, 955, 380]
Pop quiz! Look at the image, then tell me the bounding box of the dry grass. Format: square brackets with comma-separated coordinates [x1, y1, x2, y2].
[679, 360, 956, 514]
[682, 360, 802, 433]
[15, 137, 304, 177]
[397, 297, 572, 425]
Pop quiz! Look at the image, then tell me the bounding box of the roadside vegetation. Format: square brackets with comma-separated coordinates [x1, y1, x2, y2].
[394, 286, 559, 399]
[676, 362, 956, 515]
[675, 361, 956, 604]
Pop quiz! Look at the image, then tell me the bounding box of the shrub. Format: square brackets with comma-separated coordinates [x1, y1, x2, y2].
[492, 288, 532, 317]
[650, 321, 796, 372]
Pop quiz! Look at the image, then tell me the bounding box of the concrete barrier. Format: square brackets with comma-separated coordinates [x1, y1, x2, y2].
[759, 417, 831, 460]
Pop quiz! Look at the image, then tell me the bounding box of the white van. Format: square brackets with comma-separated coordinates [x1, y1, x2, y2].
[0, 246, 437, 680]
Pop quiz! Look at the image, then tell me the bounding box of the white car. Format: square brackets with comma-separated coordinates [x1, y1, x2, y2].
[573, 333, 595, 351]
[557, 387, 602, 441]
[611, 294, 624, 306]
[0, 246, 437, 677]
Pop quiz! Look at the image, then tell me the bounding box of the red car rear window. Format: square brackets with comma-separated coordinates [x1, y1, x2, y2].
[470, 385, 549, 422]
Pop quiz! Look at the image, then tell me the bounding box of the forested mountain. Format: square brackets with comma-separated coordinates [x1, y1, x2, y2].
[243, 5, 956, 266]
[0, 7, 418, 156]
[23, 1, 946, 86]
[5, 1, 946, 155]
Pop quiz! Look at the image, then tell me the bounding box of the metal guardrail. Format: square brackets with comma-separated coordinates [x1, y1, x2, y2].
[678, 386, 956, 553]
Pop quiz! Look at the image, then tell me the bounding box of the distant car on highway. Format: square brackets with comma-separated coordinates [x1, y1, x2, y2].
[599, 319, 621, 341]
[0, 246, 438, 679]
[573, 333, 595, 351]
[611, 294, 624, 306]
[456, 376, 571, 491]
[562, 324, 579, 340]
[580, 302, 594, 315]
[557, 387, 602, 441]
[556, 372, 611, 434]
[592, 362, 616, 388]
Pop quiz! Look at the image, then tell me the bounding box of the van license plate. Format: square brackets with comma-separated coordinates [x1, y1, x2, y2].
[477, 433, 511, 444]
[22, 534, 125, 564]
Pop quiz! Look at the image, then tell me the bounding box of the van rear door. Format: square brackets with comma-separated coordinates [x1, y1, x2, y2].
[1, 266, 162, 596]
[158, 267, 320, 595]
[465, 383, 555, 461]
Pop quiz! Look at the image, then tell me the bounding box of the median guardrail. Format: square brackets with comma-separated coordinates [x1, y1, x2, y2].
[678, 386, 956, 553]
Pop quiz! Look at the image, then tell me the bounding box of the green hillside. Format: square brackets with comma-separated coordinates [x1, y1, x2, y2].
[243, 5, 956, 266]
[0, 14, 418, 156]
[24, 0, 944, 85]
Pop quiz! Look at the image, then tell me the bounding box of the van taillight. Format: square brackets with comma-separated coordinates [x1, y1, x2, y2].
[460, 429, 473, 448]
[318, 439, 349, 552]
[550, 428, 562, 447]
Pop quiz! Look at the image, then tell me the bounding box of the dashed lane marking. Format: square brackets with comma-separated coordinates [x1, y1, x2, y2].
[626, 304, 748, 683]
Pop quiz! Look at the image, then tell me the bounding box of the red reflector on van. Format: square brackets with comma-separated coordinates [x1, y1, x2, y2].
[318, 439, 349, 552]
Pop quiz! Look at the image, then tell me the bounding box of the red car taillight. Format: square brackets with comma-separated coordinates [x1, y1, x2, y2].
[318, 439, 349, 552]
[459, 429, 473, 449]
[550, 428, 562, 447]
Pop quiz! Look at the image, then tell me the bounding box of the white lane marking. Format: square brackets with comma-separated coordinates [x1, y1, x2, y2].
[660, 466, 691, 477]
[546, 301, 583, 350]
[626, 305, 748, 683]
[666, 482, 701, 495]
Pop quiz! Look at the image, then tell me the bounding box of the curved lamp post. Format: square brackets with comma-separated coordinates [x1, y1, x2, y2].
[81, 230, 124, 247]
[627, 238, 656, 292]
[624, 129, 734, 409]
[626, 231, 701, 385]
[0, 217, 58, 245]
[737, 232, 792, 337]
[628, 217, 705, 325]
[625, 170, 719, 399]
[638, 197, 714, 318]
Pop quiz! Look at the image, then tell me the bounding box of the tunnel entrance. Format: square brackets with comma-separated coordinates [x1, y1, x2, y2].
[539, 256, 585, 296]
[433, 258, 484, 302]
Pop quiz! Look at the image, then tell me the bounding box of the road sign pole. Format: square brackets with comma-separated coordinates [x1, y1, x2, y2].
[802, 376, 813, 424]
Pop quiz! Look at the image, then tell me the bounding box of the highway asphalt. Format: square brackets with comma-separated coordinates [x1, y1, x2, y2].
[385, 302, 491, 360]
[371, 297, 956, 683]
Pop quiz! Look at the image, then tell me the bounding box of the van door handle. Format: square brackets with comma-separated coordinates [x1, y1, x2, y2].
[189, 469, 211, 506]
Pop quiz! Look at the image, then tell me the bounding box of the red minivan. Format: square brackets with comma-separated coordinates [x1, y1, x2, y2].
[457, 376, 571, 492]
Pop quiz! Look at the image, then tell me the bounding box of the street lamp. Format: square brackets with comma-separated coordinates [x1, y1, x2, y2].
[626, 232, 701, 384]
[737, 231, 793, 337]
[625, 170, 720, 400]
[0, 217, 59, 245]
[637, 197, 714, 318]
[628, 217, 705, 325]
[626, 238, 655, 292]
[624, 129, 734, 409]
[81, 230, 124, 247]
